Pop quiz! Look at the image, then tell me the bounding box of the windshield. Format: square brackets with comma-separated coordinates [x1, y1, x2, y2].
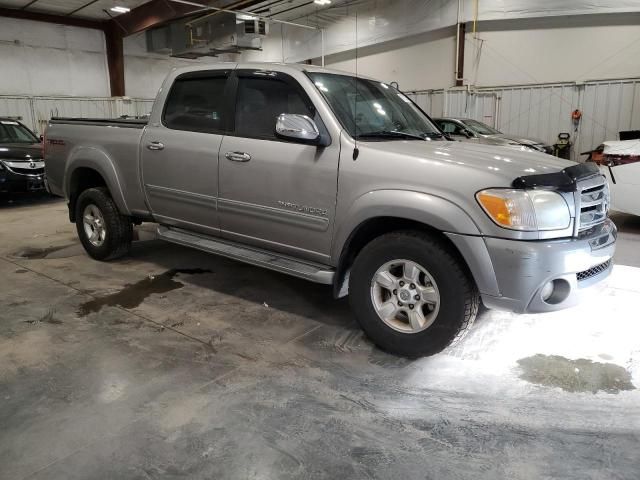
[460, 119, 501, 135]
[0, 120, 39, 144]
[307, 72, 442, 140]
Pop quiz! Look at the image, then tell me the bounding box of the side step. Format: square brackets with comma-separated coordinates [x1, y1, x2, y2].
[157, 226, 335, 285]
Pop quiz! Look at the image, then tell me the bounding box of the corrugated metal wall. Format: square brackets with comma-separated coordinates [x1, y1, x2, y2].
[5, 79, 639, 161]
[0, 96, 154, 135]
[407, 78, 640, 161]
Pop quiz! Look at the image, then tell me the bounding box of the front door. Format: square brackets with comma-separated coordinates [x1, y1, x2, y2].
[218, 70, 340, 264]
[141, 69, 231, 235]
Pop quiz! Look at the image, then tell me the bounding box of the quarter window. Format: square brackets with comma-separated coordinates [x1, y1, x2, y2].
[163, 73, 229, 133]
[235, 76, 315, 140]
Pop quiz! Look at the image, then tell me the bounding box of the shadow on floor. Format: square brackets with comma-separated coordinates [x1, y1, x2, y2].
[0, 191, 63, 209]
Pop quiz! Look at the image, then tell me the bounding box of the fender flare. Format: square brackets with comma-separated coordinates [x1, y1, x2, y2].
[331, 189, 482, 261]
[64, 146, 130, 215]
[330, 189, 500, 297]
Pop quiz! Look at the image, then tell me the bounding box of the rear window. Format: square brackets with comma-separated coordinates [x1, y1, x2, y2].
[163, 71, 229, 134]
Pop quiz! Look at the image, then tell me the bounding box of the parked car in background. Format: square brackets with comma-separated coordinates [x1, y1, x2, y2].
[434, 117, 553, 154]
[0, 118, 45, 193]
[585, 140, 640, 216]
[45, 64, 615, 357]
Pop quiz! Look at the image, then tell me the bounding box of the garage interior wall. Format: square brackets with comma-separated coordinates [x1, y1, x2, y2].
[0, 16, 109, 97]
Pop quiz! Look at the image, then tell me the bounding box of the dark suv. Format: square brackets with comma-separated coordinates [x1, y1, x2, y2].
[0, 118, 45, 193]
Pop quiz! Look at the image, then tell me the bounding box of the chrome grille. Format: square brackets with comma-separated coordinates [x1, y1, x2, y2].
[576, 176, 608, 233]
[7, 166, 45, 176]
[2, 160, 45, 177]
[577, 260, 611, 282]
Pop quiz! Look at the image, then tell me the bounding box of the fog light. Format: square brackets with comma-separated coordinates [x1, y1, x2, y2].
[541, 281, 554, 301]
[540, 279, 571, 305]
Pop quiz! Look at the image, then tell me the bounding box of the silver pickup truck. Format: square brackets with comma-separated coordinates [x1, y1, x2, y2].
[44, 63, 616, 357]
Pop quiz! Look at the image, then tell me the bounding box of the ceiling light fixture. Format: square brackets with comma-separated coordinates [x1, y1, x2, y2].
[110, 6, 131, 13]
[314, 0, 331, 5]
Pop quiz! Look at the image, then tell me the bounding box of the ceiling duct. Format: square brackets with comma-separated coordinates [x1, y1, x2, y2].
[146, 11, 268, 59]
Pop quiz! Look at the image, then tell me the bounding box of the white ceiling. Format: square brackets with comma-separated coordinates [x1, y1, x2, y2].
[0, 0, 151, 20]
[0, 0, 352, 23]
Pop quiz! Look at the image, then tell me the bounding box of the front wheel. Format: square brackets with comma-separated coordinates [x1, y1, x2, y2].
[75, 187, 132, 261]
[349, 231, 479, 357]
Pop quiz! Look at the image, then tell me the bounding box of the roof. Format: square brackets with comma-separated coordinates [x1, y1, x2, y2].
[167, 62, 377, 81]
[432, 117, 473, 122]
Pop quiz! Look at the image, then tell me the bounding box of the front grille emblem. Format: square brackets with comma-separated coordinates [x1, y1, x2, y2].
[29, 161, 36, 169]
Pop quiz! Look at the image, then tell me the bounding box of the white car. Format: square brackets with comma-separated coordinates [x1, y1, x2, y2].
[588, 140, 640, 216]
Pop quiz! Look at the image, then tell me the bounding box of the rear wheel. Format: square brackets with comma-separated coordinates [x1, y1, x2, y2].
[75, 187, 132, 261]
[349, 231, 479, 357]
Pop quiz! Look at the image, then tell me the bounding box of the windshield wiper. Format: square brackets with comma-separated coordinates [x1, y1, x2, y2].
[358, 130, 427, 141]
[423, 132, 445, 139]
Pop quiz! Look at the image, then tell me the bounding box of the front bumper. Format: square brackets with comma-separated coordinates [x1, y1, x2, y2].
[0, 169, 45, 193]
[479, 219, 616, 313]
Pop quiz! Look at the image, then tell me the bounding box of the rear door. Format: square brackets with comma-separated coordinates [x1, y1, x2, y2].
[217, 69, 340, 264]
[141, 69, 232, 235]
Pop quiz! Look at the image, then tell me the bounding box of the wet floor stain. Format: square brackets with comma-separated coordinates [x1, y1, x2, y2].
[517, 354, 635, 394]
[11, 245, 75, 259]
[77, 268, 211, 316]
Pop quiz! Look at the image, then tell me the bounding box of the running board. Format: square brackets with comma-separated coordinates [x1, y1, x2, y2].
[157, 226, 335, 284]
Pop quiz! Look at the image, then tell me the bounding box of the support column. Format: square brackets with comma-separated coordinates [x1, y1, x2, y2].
[105, 24, 125, 97]
[455, 22, 466, 87]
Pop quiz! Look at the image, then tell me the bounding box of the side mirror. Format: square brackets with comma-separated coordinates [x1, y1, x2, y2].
[276, 114, 321, 145]
[462, 129, 474, 138]
[39, 134, 44, 142]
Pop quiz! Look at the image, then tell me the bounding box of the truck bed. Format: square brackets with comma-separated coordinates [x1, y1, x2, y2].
[45, 117, 149, 216]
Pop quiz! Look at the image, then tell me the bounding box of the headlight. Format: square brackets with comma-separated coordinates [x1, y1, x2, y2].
[476, 189, 571, 231]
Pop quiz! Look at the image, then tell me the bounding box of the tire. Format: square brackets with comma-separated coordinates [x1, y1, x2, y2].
[349, 230, 479, 357]
[75, 187, 132, 261]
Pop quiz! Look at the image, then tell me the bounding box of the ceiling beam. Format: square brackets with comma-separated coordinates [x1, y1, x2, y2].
[0, 6, 105, 29]
[21, 0, 39, 10]
[67, 0, 101, 16]
[106, 0, 202, 35]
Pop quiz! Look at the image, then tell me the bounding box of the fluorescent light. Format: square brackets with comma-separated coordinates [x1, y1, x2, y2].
[314, 0, 331, 5]
[110, 6, 130, 13]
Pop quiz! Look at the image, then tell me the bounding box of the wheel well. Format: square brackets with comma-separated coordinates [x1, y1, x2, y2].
[68, 167, 107, 222]
[333, 217, 472, 297]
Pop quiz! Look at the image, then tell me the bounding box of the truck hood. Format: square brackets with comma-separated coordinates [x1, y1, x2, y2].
[0, 143, 43, 161]
[366, 139, 574, 184]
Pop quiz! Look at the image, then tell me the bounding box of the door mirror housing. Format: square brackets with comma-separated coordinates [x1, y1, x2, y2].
[462, 129, 474, 138]
[275, 114, 321, 145]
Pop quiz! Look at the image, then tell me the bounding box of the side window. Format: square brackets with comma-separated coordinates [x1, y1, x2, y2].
[438, 121, 460, 135]
[163, 73, 228, 133]
[235, 76, 314, 140]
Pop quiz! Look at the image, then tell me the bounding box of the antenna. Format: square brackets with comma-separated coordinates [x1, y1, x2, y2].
[352, 10, 360, 161]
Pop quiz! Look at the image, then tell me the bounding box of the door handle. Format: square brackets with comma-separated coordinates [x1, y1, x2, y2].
[147, 141, 164, 151]
[225, 151, 251, 162]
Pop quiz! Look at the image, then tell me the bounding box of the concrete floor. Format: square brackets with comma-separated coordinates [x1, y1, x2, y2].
[1, 192, 639, 480]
